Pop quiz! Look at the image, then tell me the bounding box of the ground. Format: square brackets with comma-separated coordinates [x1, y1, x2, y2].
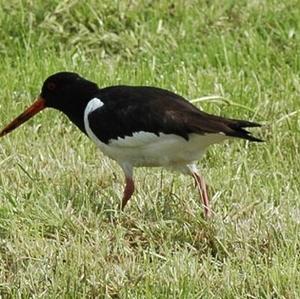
[0, 1, 299, 298]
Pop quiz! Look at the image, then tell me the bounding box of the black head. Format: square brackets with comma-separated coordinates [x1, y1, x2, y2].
[41, 72, 99, 112]
[0, 72, 99, 137]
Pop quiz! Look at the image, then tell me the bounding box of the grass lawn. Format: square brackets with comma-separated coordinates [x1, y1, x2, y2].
[0, 0, 300, 297]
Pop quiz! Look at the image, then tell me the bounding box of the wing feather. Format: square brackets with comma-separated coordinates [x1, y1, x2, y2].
[87, 86, 263, 144]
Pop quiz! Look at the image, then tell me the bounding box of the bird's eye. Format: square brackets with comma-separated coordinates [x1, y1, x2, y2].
[47, 82, 56, 91]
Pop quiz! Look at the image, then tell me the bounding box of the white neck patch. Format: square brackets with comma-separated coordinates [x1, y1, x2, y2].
[85, 97, 104, 115]
[84, 97, 104, 136]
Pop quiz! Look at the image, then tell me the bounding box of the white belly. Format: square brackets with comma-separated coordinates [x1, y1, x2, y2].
[87, 131, 226, 167]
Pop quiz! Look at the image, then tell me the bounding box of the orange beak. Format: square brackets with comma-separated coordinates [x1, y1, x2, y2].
[0, 96, 46, 137]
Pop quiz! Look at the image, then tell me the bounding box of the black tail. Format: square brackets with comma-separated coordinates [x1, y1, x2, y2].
[183, 110, 263, 142]
[226, 119, 264, 142]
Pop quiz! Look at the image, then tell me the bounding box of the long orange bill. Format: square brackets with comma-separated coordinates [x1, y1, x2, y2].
[0, 96, 46, 137]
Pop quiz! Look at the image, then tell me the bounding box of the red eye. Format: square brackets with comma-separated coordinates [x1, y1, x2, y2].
[47, 82, 56, 91]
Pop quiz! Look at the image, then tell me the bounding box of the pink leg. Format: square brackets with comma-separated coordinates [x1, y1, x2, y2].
[121, 177, 135, 210]
[192, 172, 211, 218]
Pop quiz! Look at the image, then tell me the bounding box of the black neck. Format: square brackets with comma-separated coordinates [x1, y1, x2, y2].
[57, 103, 87, 135]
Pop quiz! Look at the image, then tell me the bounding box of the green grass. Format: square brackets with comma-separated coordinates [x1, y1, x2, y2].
[0, 0, 300, 297]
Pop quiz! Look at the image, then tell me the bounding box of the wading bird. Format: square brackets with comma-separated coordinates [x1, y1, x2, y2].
[0, 72, 262, 217]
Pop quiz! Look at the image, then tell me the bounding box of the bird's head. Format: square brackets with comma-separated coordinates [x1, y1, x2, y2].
[0, 72, 99, 137]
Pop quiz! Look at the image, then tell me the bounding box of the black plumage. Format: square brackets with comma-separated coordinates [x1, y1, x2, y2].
[86, 85, 262, 144]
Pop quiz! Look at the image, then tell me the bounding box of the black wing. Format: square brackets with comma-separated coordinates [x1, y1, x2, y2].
[88, 86, 262, 144]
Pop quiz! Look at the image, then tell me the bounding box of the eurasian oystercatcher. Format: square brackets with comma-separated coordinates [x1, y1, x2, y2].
[0, 72, 262, 217]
